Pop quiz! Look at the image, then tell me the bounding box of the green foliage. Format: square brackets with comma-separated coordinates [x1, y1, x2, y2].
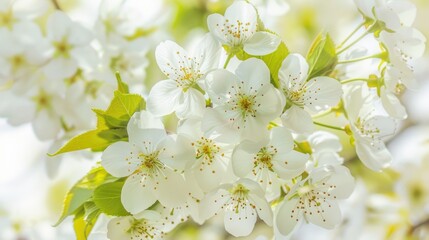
[306, 33, 338, 79]
[49, 74, 145, 156]
[93, 181, 129, 216]
[55, 167, 129, 239]
[234, 38, 290, 88]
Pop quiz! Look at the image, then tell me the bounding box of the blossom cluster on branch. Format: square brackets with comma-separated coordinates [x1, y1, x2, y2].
[0, 0, 426, 239]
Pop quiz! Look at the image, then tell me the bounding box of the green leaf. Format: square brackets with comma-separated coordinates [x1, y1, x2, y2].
[73, 207, 100, 240]
[105, 91, 145, 120]
[115, 72, 129, 94]
[55, 167, 115, 226]
[49, 129, 112, 156]
[54, 188, 92, 226]
[306, 33, 338, 79]
[93, 181, 129, 216]
[259, 41, 289, 88]
[234, 38, 289, 88]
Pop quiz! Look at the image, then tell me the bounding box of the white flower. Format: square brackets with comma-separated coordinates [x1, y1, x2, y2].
[199, 178, 273, 237]
[107, 212, 167, 240]
[177, 117, 232, 192]
[379, 27, 426, 68]
[98, 37, 150, 86]
[278, 54, 342, 134]
[276, 165, 354, 236]
[203, 58, 284, 143]
[0, 21, 47, 87]
[344, 84, 397, 171]
[101, 126, 189, 214]
[354, 0, 417, 31]
[380, 86, 407, 119]
[43, 11, 98, 80]
[231, 127, 308, 201]
[307, 131, 344, 167]
[147, 33, 221, 118]
[207, 0, 280, 56]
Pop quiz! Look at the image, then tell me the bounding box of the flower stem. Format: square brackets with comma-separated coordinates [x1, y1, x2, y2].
[337, 22, 365, 49]
[340, 78, 370, 84]
[223, 53, 233, 69]
[313, 121, 345, 131]
[337, 23, 376, 55]
[337, 52, 384, 64]
[311, 109, 333, 118]
[52, 0, 62, 10]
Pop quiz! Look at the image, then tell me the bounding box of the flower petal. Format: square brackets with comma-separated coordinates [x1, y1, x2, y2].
[175, 89, 206, 119]
[276, 197, 301, 236]
[281, 105, 314, 134]
[303, 77, 342, 112]
[121, 174, 157, 214]
[278, 54, 308, 91]
[224, 203, 257, 237]
[147, 79, 183, 116]
[235, 58, 270, 92]
[244, 31, 281, 56]
[155, 168, 188, 208]
[101, 141, 140, 177]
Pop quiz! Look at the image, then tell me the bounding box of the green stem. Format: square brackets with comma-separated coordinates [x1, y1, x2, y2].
[340, 78, 370, 84]
[337, 52, 383, 64]
[314, 121, 345, 131]
[311, 109, 332, 118]
[223, 53, 233, 69]
[52, 0, 62, 10]
[337, 22, 365, 49]
[337, 23, 376, 55]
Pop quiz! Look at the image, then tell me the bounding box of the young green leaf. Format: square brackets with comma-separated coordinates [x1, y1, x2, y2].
[115, 72, 129, 94]
[73, 207, 100, 240]
[93, 181, 129, 216]
[306, 33, 338, 79]
[55, 167, 115, 226]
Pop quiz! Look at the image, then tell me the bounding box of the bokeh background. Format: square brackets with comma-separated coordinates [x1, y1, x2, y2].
[1, 0, 428, 239]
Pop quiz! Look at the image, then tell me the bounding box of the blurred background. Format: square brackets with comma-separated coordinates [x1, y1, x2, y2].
[0, 0, 428, 239]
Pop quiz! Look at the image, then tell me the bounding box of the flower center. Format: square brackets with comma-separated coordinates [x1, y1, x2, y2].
[232, 93, 257, 118]
[253, 147, 277, 173]
[217, 19, 254, 46]
[54, 38, 72, 58]
[192, 137, 223, 172]
[0, 10, 14, 28]
[138, 150, 164, 176]
[128, 219, 163, 239]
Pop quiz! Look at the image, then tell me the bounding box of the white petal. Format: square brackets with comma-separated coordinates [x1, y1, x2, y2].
[303, 77, 342, 112]
[121, 174, 157, 214]
[68, 23, 93, 46]
[326, 165, 355, 199]
[207, 13, 227, 44]
[281, 105, 314, 134]
[355, 136, 392, 171]
[176, 89, 206, 119]
[306, 201, 341, 229]
[101, 142, 140, 177]
[191, 33, 221, 72]
[32, 110, 61, 140]
[276, 198, 301, 235]
[107, 217, 133, 240]
[192, 157, 228, 192]
[224, 1, 257, 39]
[224, 203, 257, 237]
[43, 58, 78, 80]
[387, 0, 416, 27]
[249, 193, 273, 226]
[380, 87, 407, 119]
[254, 85, 285, 120]
[155, 40, 189, 80]
[46, 11, 70, 41]
[244, 31, 281, 56]
[235, 58, 270, 92]
[273, 150, 308, 179]
[128, 128, 167, 154]
[199, 189, 229, 221]
[270, 127, 294, 152]
[278, 54, 308, 91]
[127, 111, 164, 132]
[201, 108, 239, 143]
[154, 168, 188, 208]
[147, 79, 183, 116]
[231, 141, 261, 178]
[204, 69, 237, 106]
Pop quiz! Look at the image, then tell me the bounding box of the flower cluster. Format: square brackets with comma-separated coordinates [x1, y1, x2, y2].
[0, 0, 165, 174]
[1, 0, 425, 239]
[98, 0, 412, 238]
